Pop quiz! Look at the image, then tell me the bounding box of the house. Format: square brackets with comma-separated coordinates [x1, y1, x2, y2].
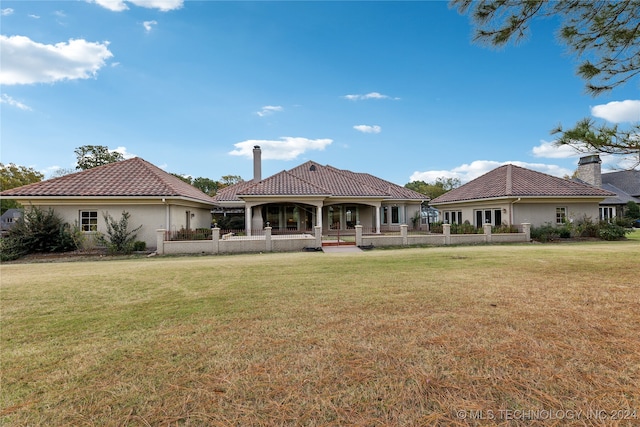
[0, 208, 22, 236]
[213, 146, 426, 235]
[0, 158, 217, 250]
[429, 163, 615, 228]
[574, 155, 640, 220]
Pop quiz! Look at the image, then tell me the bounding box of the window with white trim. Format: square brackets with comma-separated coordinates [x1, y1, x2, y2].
[444, 210, 462, 225]
[391, 206, 400, 224]
[80, 211, 98, 232]
[599, 206, 615, 221]
[555, 207, 567, 225]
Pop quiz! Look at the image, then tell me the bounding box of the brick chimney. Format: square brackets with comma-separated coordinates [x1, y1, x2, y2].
[576, 155, 602, 188]
[253, 145, 261, 182]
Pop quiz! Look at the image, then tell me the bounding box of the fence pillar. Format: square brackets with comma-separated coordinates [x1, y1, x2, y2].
[484, 223, 492, 243]
[355, 225, 363, 246]
[265, 226, 272, 251]
[314, 226, 322, 249]
[443, 223, 451, 245]
[401, 224, 408, 246]
[156, 229, 166, 254]
[522, 223, 531, 241]
[211, 226, 220, 254]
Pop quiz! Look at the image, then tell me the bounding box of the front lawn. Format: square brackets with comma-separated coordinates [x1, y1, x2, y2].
[1, 242, 639, 426]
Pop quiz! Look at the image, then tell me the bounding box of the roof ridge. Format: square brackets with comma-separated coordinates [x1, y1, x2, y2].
[281, 168, 331, 193]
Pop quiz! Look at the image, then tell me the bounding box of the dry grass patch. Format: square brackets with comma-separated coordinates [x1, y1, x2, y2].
[2, 242, 639, 426]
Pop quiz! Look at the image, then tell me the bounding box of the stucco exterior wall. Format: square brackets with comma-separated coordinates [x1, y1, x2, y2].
[28, 202, 212, 251]
[513, 202, 600, 227]
[434, 198, 603, 228]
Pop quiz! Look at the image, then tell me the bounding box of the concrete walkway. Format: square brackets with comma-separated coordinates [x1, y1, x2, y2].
[321, 246, 363, 253]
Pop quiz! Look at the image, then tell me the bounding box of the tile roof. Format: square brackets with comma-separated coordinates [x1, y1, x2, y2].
[0, 157, 217, 205]
[214, 161, 425, 202]
[430, 164, 615, 204]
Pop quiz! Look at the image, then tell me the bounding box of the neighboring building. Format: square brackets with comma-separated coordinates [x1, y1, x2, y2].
[574, 155, 640, 220]
[213, 146, 426, 235]
[0, 208, 22, 236]
[430, 163, 614, 228]
[0, 158, 217, 250]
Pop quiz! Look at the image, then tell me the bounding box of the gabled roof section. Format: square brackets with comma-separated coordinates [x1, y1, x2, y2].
[214, 160, 426, 202]
[238, 170, 330, 196]
[0, 157, 217, 205]
[333, 168, 425, 200]
[431, 164, 614, 204]
[602, 170, 640, 197]
[288, 162, 389, 197]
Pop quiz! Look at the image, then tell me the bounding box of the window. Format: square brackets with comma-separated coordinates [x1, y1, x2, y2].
[475, 209, 503, 227]
[80, 211, 98, 232]
[599, 206, 615, 221]
[555, 207, 567, 225]
[444, 210, 462, 224]
[391, 206, 400, 224]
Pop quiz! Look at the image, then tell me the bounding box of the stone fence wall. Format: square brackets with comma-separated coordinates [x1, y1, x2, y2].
[358, 223, 530, 247]
[156, 223, 531, 255]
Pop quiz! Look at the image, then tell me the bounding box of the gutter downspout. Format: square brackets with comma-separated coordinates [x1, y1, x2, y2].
[510, 197, 521, 225]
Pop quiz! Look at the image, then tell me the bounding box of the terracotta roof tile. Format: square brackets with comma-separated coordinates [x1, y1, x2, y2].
[0, 157, 217, 205]
[431, 164, 614, 204]
[214, 161, 425, 201]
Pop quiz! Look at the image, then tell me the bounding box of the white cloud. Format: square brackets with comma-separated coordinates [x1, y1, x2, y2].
[410, 160, 573, 184]
[0, 94, 32, 111]
[0, 35, 113, 85]
[113, 146, 136, 159]
[90, 0, 183, 12]
[353, 124, 381, 134]
[343, 92, 399, 101]
[591, 100, 640, 123]
[29, 14, 40, 19]
[1, 8, 14, 16]
[143, 20, 158, 32]
[531, 140, 584, 159]
[229, 137, 333, 161]
[256, 105, 283, 117]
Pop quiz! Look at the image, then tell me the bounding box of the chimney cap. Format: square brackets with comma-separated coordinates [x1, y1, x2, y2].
[253, 145, 261, 149]
[578, 154, 601, 165]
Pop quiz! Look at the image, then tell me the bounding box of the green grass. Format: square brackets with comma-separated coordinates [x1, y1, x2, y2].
[2, 241, 639, 426]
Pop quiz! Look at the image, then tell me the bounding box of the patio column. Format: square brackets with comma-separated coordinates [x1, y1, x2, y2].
[316, 204, 323, 229]
[375, 205, 381, 234]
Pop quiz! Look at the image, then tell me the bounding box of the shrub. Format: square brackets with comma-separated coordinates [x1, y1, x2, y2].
[598, 220, 629, 241]
[132, 241, 147, 251]
[430, 222, 443, 233]
[493, 223, 519, 233]
[98, 211, 142, 254]
[624, 201, 640, 220]
[0, 207, 76, 260]
[451, 221, 479, 234]
[573, 215, 598, 237]
[530, 223, 560, 242]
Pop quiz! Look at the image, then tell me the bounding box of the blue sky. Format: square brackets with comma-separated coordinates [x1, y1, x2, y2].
[1, 1, 639, 186]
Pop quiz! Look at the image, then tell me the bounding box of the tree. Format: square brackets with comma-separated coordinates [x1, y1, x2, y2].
[451, 0, 640, 95]
[192, 177, 220, 196]
[0, 206, 76, 260]
[98, 211, 142, 254]
[552, 119, 640, 168]
[220, 175, 243, 186]
[75, 145, 124, 170]
[405, 177, 461, 199]
[452, 0, 640, 165]
[0, 163, 44, 214]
